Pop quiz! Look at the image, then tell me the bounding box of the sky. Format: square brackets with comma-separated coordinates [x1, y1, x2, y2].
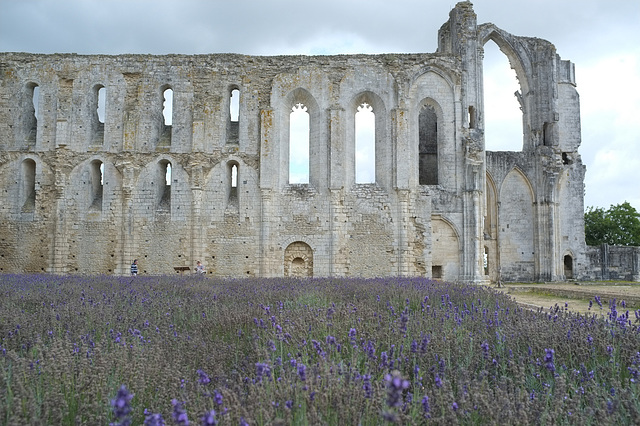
[1, 0, 638, 211]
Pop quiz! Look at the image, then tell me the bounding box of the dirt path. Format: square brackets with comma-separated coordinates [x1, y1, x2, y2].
[488, 282, 640, 316]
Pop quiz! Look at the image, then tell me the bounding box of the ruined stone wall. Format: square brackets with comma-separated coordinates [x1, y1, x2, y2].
[0, 2, 591, 282]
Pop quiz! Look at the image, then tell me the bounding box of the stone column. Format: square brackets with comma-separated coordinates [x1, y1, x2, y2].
[51, 170, 69, 274]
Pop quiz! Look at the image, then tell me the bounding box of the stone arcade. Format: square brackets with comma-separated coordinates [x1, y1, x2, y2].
[0, 2, 588, 282]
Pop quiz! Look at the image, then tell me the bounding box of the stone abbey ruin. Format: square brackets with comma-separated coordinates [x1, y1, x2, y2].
[1, 2, 636, 282]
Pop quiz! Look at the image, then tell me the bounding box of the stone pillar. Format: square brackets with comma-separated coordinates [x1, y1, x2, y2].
[329, 188, 347, 276]
[51, 170, 69, 274]
[260, 189, 273, 277]
[397, 189, 410, 276]
[119, 161, 136, 275]
[190, 164, 204, 270]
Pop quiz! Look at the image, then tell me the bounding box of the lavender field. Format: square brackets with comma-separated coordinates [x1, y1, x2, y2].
[1, 275, 639, 425]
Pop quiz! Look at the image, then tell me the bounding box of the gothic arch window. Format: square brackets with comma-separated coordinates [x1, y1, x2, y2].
[157, 160, 172, 211]
[289, 103, 310, 184]
[159, 86, 173, 148]
[91, 85, 106, 146]
[419, 104, 438, 185]
[89, 160, 104, 210]
[25, 83, 39, 146]
[355, 102, 375, 183]
[227, 88, 240, 144]
[20, 159, 36, 213]
[227, 161, 239, 205]
[482, 39, 524, 151]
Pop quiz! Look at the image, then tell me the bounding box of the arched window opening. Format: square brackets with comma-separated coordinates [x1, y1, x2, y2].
[92, 85, 106, 146]
[230, 89, 239, 122]
[228, 162, 239, 206]
[26, 84, 39, 145]
[97, 87, 106, 123]
[564, 255, 574, 279]
[355, 102, 375, 183]
[227, 88, 240, 144]
[419, 105, 438, 185]
[158, 161, 172, 210]
[483, 40, 523, 151]
[484, 246, 489, 276]
[289, 103, 309, 184]
[21, 159, 36, 213]
[159, 88, 173, 147]
[162, 88, 173, 125]
[468, 106, 476, 129]
[89, 160, 103, 210]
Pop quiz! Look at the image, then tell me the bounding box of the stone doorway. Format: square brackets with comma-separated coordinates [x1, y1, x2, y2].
[564, 255, 573, 279]
[284, 241, 313, 277]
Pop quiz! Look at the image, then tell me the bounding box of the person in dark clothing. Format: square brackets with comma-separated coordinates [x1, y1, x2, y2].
[131, 259, 138, 276]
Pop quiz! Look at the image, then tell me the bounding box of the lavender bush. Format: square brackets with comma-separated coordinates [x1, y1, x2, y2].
[1, 274, 639, 424]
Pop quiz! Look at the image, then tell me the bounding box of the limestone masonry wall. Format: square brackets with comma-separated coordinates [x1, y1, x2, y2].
[1, 2, 601, 282]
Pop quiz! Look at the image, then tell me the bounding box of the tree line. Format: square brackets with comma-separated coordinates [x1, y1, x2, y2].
[584, 201, 640, 246]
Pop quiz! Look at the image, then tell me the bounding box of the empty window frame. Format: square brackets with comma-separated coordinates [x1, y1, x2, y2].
[157, 160, 172, 210]
[89, 160, 104, 210]
[418, 105, 438, 185]
[159, 87, 173, 147]
[25, 83, 39, 145]
[92, 85, 106, 145]
[228, 161, 239, 204]
[227, 88, 240, 144]
[20, 159, 36, 213]
[289, 103, 310, 184]
[355, 102, 375, 183]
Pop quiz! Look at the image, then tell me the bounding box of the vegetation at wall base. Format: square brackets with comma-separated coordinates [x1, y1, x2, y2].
[1, 275, 639, 425]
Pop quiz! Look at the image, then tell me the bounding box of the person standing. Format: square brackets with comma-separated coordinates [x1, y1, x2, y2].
[131, 259, 138, 276]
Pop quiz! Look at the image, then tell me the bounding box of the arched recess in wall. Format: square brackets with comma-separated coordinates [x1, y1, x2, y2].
[20, 158, 37, 213]
[348, 91, 389, 187]
[158, 85, 173, 148]
[418, 98, 444, 186]
[484, 172, 499, 282]
[283, 88, 323, 187]
[91, 84, 106, 147]
[481, 29, 530, 152]
[227, 87, 240, 144]
[431, 216, 461, 281]
[284, 241, 313, 277]
[498, 168, 535, 281]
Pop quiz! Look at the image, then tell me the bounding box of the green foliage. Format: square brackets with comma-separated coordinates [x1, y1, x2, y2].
[585, 201, 640, 246]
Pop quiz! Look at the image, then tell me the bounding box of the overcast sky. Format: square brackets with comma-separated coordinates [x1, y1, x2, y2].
[1, 0, 638, 211]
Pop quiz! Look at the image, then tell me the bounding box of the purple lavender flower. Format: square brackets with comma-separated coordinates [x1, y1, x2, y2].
[435, 374, 442, 388]
[452, 402, 458, 411]
[143, 412, 165, 426]
[171, 399, 189, 425]
[385, 372, 410, 408]
[197, 369, 210, 385]
[256, 362, 271, 382]
[214, 390, 223, 405]
[422, 395, 430, 417]
[544, 348, 555, 373]
[110, 385, 134, 426]
[362, 374, 372, 399]
[297, 364, 307, 382]
[200, 409, 217, 425]
[481, 341, 489, 359]
[285, 400, 293, 410]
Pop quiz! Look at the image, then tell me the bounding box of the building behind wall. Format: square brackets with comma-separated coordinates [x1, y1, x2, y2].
[0, 2, 590, 282]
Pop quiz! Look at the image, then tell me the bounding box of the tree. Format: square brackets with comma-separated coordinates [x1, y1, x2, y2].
[584, 202, 640, 246]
